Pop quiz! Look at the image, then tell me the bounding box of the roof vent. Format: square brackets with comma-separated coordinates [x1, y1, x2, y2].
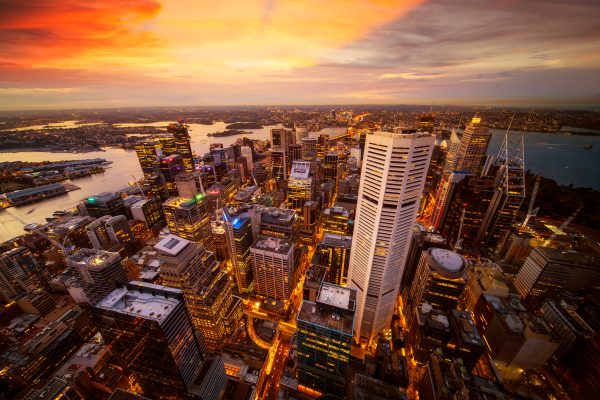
[157, 314, 162, 318]
[149, 312, 154, 316]
[137, 309, 141, 313]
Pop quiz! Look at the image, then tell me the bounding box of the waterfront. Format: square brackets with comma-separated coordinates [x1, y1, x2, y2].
[0, 125, 598, 242]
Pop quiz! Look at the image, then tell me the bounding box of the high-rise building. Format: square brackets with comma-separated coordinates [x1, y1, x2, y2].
[454, 118, 492, 174]
[167, 121, 195, 173]
[210, 221, 229, 264]
[241, 146, 253, 173]
[148, 174, 167, 202]
[162, 195, 214, 252]
[400, 228, 449, 293]
[482, 133, 526, 249]
[442, 129, 462, 173]
[223, 205, 262, 293]
[270, 128, 294, 149]
[0, 247, 40, 301]
[153, 154, 186, 198]
[427, 171, 473, 230]
[260, 208, 299, 247]
[288, 161, 314, 213]
[251, 236, 295, 301]
[301, 137, 317, 161]
[270, 148, 287, 181]
[90, 282, 227, 400]
[324, 152, 339, 186]
[66, 249, 128, 305]
[155, 235, 239, 347]
[134, 141, 159, 178]
[347, 130, 435, 346]
[417, 113, 435, 132]
[515, 248, 600, 308]
[438, 176, 503, 248]
[157, 134, 177, 157]
[295, 125, 308, 143]
[175, 172, 204, 199]
[130, 198, 165, 228]
[410, 248, 468, 311]
[302, 264, 328, 302]
[316, 134, 329, 161]
[84, 192, 126, 218]
[291, 144, 303, 161]
[319, 233, 352, 286]
[105, 215, 134, 245]
[322, 206, 354, 236]
[86, 215, 113, 249]
[297, 283, 355, 397]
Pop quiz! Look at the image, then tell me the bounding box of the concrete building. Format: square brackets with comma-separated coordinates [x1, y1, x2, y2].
[90, 282, 227, 400]
[297, 283, 355, 397]
[454, 118, 492, 174]
[162, 195, 214, 252]
[320, 233, 352, 286]
[66, 249, 128, 305]
[251, 237, 295, 301]
[348, 130, 435, 346]
[288, 161, 315, 213]
[515, 247, 600, 308]
[410, 248, 468, 312]
[155, 235, 240, 347]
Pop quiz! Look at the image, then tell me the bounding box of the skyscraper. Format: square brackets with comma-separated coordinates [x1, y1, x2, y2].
[130, 198, 165, 229]
[417, 113, 435, 132]
[454, 118, 492, 174]
[270, 148, 287, 181]
[223, 205, 262, 293]
[90, 282, 227, 400]
[153, 154, 186, 198]
[167, 121, 195, 173]
[319, 233, 352, 286]
[427, 171, 473, 230]
[291, 143, 303, 161]
[251, 236, 295, 301]
[515, 248, 600, 308]
[84, 192, 127, 218]
[85, 215, 113, 249]
[409, 248, 468, 311]
[347, 130, 435, 346]
[175, 172, 204, 199]
[105, 215, 135, 245]
[155, 235, 239, 347]
[241, 146, 253, 172]
[288, 161, 314, 213]
[297, 283, 355, 397]
[316, 134, 329, 161]
[162, 195, 214, 252]
[324, 152, 339, 186]
[134, 141, 159, 178]
[0, 247, 41, 301]
[66, 249, 128, 305]
[302, 137, 317, 161]
[442, 129, 462, 173]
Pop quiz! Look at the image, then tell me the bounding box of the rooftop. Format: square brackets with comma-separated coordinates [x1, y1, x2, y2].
[318, 283, 352, 311]
[305, 265, 328, 286]
[86, 192, 120, 202]
[537, 247, 600, 268]
[322, 233, 353, 249]
[66, 248, 121, 268]
[252, 237, 293, 255]
[298, 300, 354, 335]
[450, 310, 484, 346]
[323, 206, 349, 217]
[96, 281, 183, 324]
[429, 248, 465, 272]
[154, 234, 190, 256]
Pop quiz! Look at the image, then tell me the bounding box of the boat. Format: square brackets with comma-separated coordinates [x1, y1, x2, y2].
[26, 208, 35, 214]
[100, 161, 113, 165]
[581, 144, 593, 149]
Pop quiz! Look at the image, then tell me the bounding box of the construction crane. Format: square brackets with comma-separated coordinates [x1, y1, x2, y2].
[454, 207, 466, 251]
[521, 171, 542, 230]
[542, 207, 582, 248]
[0, 208, 74, 253]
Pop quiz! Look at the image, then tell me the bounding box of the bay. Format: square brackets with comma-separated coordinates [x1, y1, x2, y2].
[1, 125, 598, 242]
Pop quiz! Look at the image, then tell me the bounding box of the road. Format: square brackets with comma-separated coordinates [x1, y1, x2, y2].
[259, 335, 291, 400]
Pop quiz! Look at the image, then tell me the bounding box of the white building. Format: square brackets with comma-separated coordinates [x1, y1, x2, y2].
[347, 130, 435, 345]
[251, 236, 295, 301]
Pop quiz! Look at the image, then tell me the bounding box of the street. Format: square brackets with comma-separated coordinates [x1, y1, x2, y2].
[258, 335, 291, 400]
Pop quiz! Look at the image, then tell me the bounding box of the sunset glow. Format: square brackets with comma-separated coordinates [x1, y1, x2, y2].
[2, 0, 600, 109]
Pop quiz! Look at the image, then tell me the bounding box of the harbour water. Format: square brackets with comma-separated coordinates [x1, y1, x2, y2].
[0, 124, 598, 242]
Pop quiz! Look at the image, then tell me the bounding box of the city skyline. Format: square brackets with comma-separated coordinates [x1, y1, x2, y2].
[2, 0, 600, 110]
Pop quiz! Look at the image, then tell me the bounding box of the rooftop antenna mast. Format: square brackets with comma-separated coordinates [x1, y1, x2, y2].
[429, 101, 435, 113]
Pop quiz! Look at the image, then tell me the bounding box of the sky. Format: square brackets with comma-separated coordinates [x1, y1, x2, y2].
[1, 0, 600, 110]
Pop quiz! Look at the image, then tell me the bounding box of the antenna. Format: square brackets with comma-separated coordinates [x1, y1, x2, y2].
[429, 101, 435, 113]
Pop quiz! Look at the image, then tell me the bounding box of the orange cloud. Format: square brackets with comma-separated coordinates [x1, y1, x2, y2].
[0, 0, 163, 67]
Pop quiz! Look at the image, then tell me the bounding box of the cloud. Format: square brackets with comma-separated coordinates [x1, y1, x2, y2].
[0, 0, 163, 66]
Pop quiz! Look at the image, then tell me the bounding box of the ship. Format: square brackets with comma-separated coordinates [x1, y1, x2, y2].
[581, 144, 593, 149]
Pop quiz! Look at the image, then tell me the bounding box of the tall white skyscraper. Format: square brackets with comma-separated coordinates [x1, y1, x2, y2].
[347, 130, 435, 346]
[443, 128, 462, 173]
